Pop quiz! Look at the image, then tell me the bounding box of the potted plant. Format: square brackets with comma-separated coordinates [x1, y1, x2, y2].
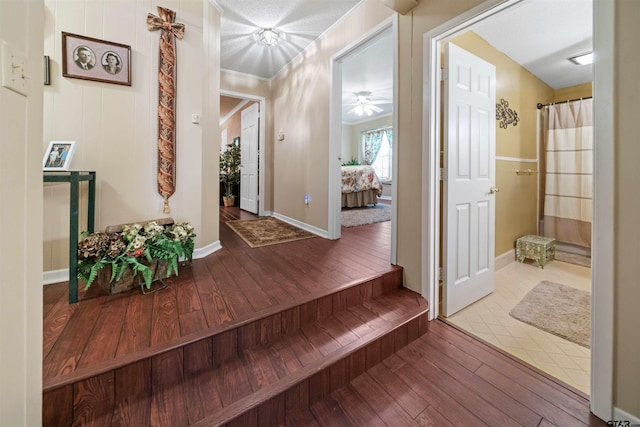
[220, 142, 241, 206]
[77, 220, 196, 293]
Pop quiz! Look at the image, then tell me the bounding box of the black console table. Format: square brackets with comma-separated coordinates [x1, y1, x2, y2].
[44, 171, 96, 303]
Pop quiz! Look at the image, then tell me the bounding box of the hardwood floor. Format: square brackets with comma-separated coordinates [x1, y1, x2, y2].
[41, 207, 603, 425]
[288, 320, 606, 427]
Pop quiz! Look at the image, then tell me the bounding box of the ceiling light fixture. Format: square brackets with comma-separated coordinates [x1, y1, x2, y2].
[256, 28, 280, 47]
[354, 91, 373, 116]
[568, 52, 593, 66]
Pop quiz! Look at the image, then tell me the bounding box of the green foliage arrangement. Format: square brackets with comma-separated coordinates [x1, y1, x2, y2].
[220, 143, 241, 198]
[77, 221, 196, 290]
[341, 157, 361, 166]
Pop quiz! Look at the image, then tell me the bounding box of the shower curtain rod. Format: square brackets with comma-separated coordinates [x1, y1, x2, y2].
[537, 96, 592, 109]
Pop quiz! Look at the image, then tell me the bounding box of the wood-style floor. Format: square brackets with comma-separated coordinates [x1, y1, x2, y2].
[43, 207, 393, 390]
[42, 207, 604, 426]
[288, 319, 605, 427]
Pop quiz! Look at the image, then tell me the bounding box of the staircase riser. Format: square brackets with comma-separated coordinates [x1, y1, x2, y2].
[43, 269, 403, 426]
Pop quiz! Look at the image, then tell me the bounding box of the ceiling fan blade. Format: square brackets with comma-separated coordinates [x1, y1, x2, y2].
[347, 106, 359, 114]
[369, 100, 391, 105]
[369, 105, 384, 113]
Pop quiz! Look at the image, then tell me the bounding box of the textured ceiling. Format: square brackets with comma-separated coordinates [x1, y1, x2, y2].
[470, 0, 592, 90]
[216, 0, 363, 79]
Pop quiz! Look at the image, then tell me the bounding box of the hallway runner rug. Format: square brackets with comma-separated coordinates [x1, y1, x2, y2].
[226, 217, 315, 248]
[509, 280, 591, 348]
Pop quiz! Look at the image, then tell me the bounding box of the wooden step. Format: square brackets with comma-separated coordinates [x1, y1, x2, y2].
[43, 268, 429, 426]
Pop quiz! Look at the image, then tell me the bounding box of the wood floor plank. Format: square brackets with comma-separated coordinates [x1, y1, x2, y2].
[214, 357, 254, 407]
[331, 384, 386, 427]
[111, 360, 151, 427]
[309, 396, 354, 427]
[43, 289, 79, 360]
[350, 372, 421, 426]
[72, 372, 115, 427]
[115, 291, 153, 356]
[184, 369, 224, 425]
[366, 364, 428, 419]
[149, 284, 180, 346]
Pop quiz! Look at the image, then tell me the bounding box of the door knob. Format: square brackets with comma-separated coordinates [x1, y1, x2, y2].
[489, 186, 500, 194]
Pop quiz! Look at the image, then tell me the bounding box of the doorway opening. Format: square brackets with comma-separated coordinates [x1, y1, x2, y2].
[329, 15, 399, 264]
[219, 90, 266, 217]
[422, 0, 603, 406]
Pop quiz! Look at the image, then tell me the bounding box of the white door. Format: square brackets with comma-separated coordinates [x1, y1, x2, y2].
[443, 43, 497, 316]
[240, 103, 259, 214]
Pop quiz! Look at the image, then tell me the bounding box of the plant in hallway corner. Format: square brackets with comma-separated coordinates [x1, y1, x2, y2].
[220, 142, 241, 202]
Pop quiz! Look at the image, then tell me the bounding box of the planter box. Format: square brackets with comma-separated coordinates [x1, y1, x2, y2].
[96, 259, 172, 294]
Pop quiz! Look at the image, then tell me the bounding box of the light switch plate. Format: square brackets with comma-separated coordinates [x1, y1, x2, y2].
[1, 41, 28, 97]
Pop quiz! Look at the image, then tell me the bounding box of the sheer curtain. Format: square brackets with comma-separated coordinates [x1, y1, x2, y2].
[540, 98, 593, 248]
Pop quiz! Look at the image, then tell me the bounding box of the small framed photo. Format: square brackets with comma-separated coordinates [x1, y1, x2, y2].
[43, 141, 76, 171]
[233, 136, 240, 146]
[62, 32, 131, 86]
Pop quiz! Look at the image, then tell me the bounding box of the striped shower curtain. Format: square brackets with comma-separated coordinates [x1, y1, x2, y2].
[540, 98, 593, 248]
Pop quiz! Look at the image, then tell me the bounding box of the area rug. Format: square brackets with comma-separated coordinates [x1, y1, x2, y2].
[555, 250, 591, 268]
[509, 280, 591, 348]
[226, 217, 315, 248]
[341, 204, 391, 228]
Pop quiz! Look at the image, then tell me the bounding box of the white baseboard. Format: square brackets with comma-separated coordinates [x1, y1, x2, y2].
[43, 268, 69, 285]
[261, 210, 274, 217]
[272, 212, 329, 239]
[495, 249, 515, 271]
[193, 240, 222, 259]
[42, 240, 223, 285]
[614, 407, 640, 425]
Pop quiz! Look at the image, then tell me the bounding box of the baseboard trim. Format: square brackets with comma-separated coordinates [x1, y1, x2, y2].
[43, 269, 69, 285]
[495, 249, 515, 271]
[614, 407, 640, 425]
[272, 212, 329, 239]
[193, 240, 222, 259]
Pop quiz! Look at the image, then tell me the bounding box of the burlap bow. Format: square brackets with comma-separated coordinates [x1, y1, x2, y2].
[147, 6, 184, 213]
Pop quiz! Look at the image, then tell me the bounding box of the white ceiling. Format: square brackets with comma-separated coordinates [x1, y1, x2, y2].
[470, 0, 593, 90]
[218, 0, 593, 122]
[216, 0, 363, 79]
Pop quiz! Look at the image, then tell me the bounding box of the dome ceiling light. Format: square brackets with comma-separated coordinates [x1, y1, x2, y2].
[256, 28, 280, 47]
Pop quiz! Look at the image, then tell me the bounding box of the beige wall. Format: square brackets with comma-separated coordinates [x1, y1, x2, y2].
[615, 0, 640, 418]
[0, 0, 44, 424]
[221, 71, 274, 212]
[450, 31, 554, 255]
[343, 115, 393, 164]
[554, 82, 592, 102]
[43, 0, 221, 272]
[271, 1, 394, 228]
[220, 101, 257, 145]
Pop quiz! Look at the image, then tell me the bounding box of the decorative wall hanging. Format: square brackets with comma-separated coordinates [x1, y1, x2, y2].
[61, 32, 131, 86]
[496, 98, 520, 129]
[147, 7, 185, 213]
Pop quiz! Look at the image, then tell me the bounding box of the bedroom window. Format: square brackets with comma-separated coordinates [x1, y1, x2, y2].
[362, 126, 392, 181]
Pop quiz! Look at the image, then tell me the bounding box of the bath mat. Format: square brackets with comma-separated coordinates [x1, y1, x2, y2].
[341, 204, 391, 228]
[509, 280, 591, 348]
[226, 217, 315, 248]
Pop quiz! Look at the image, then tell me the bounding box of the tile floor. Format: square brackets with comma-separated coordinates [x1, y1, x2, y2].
[445, 258, 592, 395]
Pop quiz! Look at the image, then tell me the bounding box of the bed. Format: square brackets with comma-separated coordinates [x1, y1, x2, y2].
[341, 165, 383, 207]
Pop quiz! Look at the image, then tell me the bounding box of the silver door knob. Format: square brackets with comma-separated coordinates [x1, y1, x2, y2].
[489, 186, 500, 194]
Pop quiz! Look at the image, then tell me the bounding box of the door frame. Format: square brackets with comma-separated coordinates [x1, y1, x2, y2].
[421, 0, 613, 420]
[328, 15, 399, 264]
[220, 90, 266, 216]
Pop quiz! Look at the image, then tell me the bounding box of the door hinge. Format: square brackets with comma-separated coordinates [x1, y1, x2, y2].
[439, 168, 446, 181]
[440, 67, 448, 82]
[438, 267, 445, 282]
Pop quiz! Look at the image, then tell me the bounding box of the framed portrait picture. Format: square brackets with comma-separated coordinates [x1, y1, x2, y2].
[62, 32, 131, 86]
[43, 141, 77, 171]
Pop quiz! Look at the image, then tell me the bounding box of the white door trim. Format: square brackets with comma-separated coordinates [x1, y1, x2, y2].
[328, 15, 399, 264]
[421, 0, 612, 421]
[220, 90, 267, 217]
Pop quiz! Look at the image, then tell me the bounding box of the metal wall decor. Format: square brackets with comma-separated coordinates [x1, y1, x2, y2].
[496, 98, 520, 129]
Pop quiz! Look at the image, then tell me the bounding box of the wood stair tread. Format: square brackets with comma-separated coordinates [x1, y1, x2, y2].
[187, 288, 429, 426]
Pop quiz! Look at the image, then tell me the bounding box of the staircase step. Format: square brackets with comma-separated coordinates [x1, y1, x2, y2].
[43, 268, 430, 426]
[189, 288, 428, 426]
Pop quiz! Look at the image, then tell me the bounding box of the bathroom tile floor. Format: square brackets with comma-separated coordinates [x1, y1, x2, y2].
[445, 258, 592, 395]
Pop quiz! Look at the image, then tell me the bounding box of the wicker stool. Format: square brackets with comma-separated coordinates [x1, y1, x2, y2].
[516, 235, 555, 268]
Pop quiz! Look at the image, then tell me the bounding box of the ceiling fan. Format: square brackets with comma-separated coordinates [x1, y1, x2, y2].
[346, 91, 391, 116]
